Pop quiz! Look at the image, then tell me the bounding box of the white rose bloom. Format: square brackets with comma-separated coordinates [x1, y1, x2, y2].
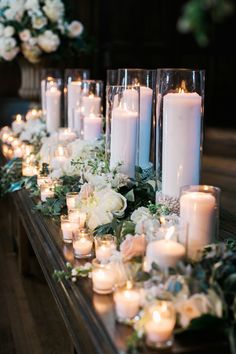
[38, 30, 60, 53]
[24, 0, 39, 10]
[67, 20, 84, 38]
[0, 37, 19, 61]
[3, 25, 14, 37]
[19, 29, 31, 42]
[4, 0, 24, 20]
[175, 293, 213, 328]
[43, 0, 64, 22]
[131, 207, 150, 224]
[95, 188, 127, 215]
[87, 207, 113, 231]
[32, 12, 47, 29]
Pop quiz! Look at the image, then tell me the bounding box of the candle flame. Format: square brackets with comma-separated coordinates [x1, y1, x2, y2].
[178, 80, 187, 93]
[153, 310, 161, 323]
[57, 146, 64, 156]
[160, 216, 166, 225]
[89, 93, 94, 98]
[165, 226, 175, 241]
[126, 280, 133, 290]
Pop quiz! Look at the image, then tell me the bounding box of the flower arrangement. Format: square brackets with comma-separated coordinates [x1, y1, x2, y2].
[0, 0, 89, 64]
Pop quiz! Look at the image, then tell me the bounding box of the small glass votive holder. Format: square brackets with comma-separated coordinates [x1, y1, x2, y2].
[58, 127, 77, 142]
[72, 228, 93, 259]
[22, 162, 38, 177]
[66, 192, 79, 210]
[68, 208, 87, 228]
[37, 175, 51, 188]
[91, 259, 116, 295]
[113, 281, 140, 323]
[60, 215, 79, 244]
[40, 183, 55, 202]
[144, 300, 176, 349]
[94, 234, 116, 262]
[180, 185, 220, 260]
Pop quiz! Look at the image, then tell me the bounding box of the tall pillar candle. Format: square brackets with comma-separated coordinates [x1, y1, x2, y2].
[162, 92, 202, 198]
[180, 190, 217, 259]
[81, 94, 101, 116]
[41, 79, 46, 115]
[46, 86, 61, 133]
[83, 114, 102, 141]
[67, 81, 82, 129]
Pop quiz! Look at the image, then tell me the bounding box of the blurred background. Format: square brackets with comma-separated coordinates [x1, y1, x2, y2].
[0, 0, 235, 129]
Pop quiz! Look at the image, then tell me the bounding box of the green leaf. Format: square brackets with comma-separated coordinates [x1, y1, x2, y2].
[121, 221, 135, 238]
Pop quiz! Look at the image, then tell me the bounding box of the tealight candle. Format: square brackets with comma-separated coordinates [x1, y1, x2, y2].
[40, 183, 54, 202]
[66, 192, 79, 210]
[144, 300, 176, 349]
[113, 282, 140, 322]
[146, 226, 185, 271]
[92, 259, 116, 294]
[72, 229, 93, 258]
[68, 208, 86, 228]
[60, 215, 79, 243]
[94, 235, 116, 262]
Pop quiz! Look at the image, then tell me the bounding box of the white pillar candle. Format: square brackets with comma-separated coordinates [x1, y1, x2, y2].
[146, 227, 185, 271]
[58, 128, 77, 142]
[41, 79, 46, 115]
[73, 238, 93, 258]
[67, 81, 82, 129]
[73, 108, 83, 136]
[92, 268, 115, 294]
[46, 86, 61, 133]
[180, 192, 216, 259]
[162, 92, 202, 198]
[113, 288, 140, 321]
[110, 105, 138, 178]
[139, 86, 153, 169]
[81, 94, 101, 116]
[83, 113, 102, 141]
[145, 311, 174, 343]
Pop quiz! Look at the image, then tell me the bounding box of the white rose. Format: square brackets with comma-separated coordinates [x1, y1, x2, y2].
[43, 0, 64, 22]
[32, 12, 47, 29]
[38, 30, 60, 53]
[67, 21, 84, 38]
[3, 25, 14, 37]
[95, 188, 127, 215]
[24, 0, 39, 10]
[4, 0, 24, 20]
[87, 207, 113, 230]
[19, 29, 31, 42]
[131, 207, 150, 224]
[175, 294, 213, 328]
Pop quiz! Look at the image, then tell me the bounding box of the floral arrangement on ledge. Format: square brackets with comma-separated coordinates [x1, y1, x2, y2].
[1, 109, 236, 354]
[0, 0, 91, 63]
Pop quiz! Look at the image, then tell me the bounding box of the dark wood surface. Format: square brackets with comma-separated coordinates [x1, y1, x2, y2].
[7, 188, 235, 354]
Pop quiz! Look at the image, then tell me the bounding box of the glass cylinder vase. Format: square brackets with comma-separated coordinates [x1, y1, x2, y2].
[40, 68, 62, 117]
[105, 85, 140, 178]
[156, 69, 205, 198]
[64, 68, 90, 131]
[179, 185, 220, 260]
[118, 69, 156, 178]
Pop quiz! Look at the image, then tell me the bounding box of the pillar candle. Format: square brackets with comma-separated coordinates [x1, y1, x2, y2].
[162, 92, 202, 198]
[46, 86, 61, 133]
[180, 192, 216, 259]
[81, 94, 101, 116]
[41, 79, 46, 114]
[73, 108, 83, 136]
[110, 104, 138, 178]
[67, 81, 82, 129]
[83, 113, 102, 141]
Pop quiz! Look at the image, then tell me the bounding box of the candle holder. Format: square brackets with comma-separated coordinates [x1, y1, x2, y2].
[37, 175, 51, 188]
[40, 182, 55, 201]
[45, 78, 63, 133]
[118, 69, 156, 179]
[66, 192, 79, 210]
[94, 234, 116, 262]
[68, 208, 87, 228]
[156, 68, 205, 198]
[106, 69, 118, 85]
[92, 259, 116, 294]
[105, 85, 140, 178]
[12, 114, 25, 134]
[64, 68, 90, 131]
[60, 215, 79, 244]
[180, 185, 220, 260]
[113, 281, 140, 323]
[40, 68, 62, 117]
[72, 228, 93, 259]
[51, 144, 69, 170]
[144, 300, 176, 349]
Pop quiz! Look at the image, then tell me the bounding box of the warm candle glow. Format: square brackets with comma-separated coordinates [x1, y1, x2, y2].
[16, 114, 22, 122]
